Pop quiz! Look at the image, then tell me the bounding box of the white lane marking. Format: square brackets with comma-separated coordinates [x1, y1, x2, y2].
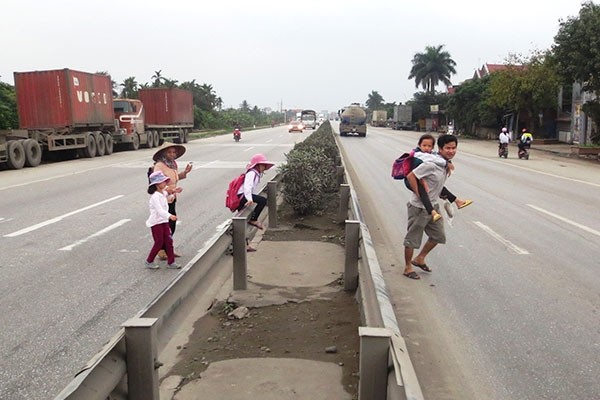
[527, 204, 600, 237]
[472, 221, 530, 254]
[266, 139, 273, 143]
[466, 153, 600, 188]
[4, 195, 124, 238]
[244, 146, 255, 152]
[59, 219, 131, 251]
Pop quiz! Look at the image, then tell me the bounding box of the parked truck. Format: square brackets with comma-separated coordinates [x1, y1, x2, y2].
[113, 88, 194, 150]
[1, 68, 194, 169]
[370, 110, 387, 127]
[300, 109, 317, 129]
[339, 104, 367, 137]
[392, 104, 413, 130]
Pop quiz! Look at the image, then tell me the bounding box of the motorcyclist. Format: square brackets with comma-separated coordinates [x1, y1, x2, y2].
[518, 128, 533, 153]
[233, 126, 241, 141]
[498, 127, 510, 157]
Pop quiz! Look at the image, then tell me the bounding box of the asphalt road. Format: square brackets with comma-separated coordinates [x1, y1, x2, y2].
[335, 125, 600, 400]
[0, 125, 311, 399]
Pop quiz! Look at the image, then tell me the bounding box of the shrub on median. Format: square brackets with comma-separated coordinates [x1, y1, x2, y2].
[280, 122, 339, 215]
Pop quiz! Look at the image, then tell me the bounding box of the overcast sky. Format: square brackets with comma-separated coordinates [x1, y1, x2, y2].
[0, 0, 586, 113]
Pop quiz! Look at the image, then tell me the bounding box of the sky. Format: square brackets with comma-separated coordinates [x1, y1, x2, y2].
[0, 0, 587, 113]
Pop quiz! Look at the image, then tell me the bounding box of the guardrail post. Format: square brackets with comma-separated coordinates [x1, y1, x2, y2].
[232, 217, 248, 290]
[336, 165, 345, 186]
[358, 327, 392, 400]
[122, 317, 159, 400]
[338, 184, 350, 223]
[344, 220, 360, 291]
[268, 181, 278, 229]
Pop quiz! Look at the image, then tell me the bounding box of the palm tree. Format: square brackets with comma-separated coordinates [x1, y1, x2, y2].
[119, 77, 139, 99]
[151, 70, 163, 88]
[408, 45, 457, 95]
[366, 90, 385, 110]
[240, 100, 250, 112]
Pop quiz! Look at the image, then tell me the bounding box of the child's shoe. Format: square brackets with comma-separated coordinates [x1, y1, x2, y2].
[431, 210, 442, 222]
[144, 260, 159, 270]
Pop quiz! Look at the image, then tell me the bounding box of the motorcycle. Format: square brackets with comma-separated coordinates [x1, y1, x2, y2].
[518, 143, 530, 160]
[233, 128, 241, 142]
[498, 143, 509, 158]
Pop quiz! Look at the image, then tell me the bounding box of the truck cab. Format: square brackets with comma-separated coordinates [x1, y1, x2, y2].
[113, 99, 145, 136]
[300, 110, 317, 129]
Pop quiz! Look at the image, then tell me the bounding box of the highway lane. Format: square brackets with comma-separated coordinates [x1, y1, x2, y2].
[335, 125, 600, 400]
[0, 125, 310, 399]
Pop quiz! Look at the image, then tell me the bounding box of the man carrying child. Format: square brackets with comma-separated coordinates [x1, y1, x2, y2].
[402, 134, 471, 280]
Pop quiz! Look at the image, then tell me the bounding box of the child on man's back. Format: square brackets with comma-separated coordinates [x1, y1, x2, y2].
[406, 134, 472, 222]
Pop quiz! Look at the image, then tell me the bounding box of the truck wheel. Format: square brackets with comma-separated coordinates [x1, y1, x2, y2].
[23, 139, 42, 167]
[103, 133, 114, 155]
[7, 140, 26, 169]
[82, 133, 97, 157]
[129, 134, 140, 151]
[153, 131, 160, 147]
[146, 131, 154, 148]
[95, 133, 106, 156]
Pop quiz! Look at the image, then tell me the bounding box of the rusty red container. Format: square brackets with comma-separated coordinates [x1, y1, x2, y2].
[14, 69, 114, 130]
[138, 88, 193, 126]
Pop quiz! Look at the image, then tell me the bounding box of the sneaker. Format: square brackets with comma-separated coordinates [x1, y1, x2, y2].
[431, 210, 442, 222]
[167, 263, 182, 269]
[144, 260, 159, 270]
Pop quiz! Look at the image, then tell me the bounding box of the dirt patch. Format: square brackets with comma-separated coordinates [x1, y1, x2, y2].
[166, 193, 360, 398]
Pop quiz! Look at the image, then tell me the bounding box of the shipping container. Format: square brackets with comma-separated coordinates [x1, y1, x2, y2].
[14, 69, 114, 130]
[138, 88, 193, 126]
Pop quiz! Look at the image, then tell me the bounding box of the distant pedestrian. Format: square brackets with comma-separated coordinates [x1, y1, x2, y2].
[237, 153, 275, 230]
[145, 171, 181, 270]
[403, 134, 468, 280]
[152, 142, 192, 259]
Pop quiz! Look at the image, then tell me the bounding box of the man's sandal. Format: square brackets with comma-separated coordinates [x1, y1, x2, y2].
[403, 271, 420, 280]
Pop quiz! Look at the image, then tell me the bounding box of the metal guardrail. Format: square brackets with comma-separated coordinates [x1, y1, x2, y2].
[335, 138, 424, 400]
[54, 176, 275, 400]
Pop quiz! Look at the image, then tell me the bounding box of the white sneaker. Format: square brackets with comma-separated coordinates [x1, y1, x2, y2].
[167, 263, 182, 269]
[145, 261, 159, 270]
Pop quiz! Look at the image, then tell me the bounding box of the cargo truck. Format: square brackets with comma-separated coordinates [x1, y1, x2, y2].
[113, 88, 194, 149]
[370, 110, 387, 127]
[300, 109, 317, 129]
[339, 104, 367, 137]
[1, 69, 194, 169]
[392, 104, 413, 130]
[4, 68, 118, 169]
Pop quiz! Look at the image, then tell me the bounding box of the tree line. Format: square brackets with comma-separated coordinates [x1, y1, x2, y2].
[365, 1, 600, 142]
[0, 70, 282, 131]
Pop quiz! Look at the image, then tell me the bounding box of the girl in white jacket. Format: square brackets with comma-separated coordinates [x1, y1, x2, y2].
[145, 171, 180, 269]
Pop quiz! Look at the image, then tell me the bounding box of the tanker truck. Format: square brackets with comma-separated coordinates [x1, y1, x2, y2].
[2, 68, 119, 169]
[339, 103, 367, 137]
[112, 88, 194, 149]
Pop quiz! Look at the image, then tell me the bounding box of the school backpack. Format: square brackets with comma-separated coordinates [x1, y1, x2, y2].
[391, 151, 415, 180]
[225, 173, 246, 212]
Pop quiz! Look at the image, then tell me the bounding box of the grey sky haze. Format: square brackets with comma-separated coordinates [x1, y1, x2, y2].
[1, 0, 586, 112]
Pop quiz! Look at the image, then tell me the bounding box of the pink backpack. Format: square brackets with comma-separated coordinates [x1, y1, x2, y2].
[391, 151, 415, 180]
[225, 173, 245, 212]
